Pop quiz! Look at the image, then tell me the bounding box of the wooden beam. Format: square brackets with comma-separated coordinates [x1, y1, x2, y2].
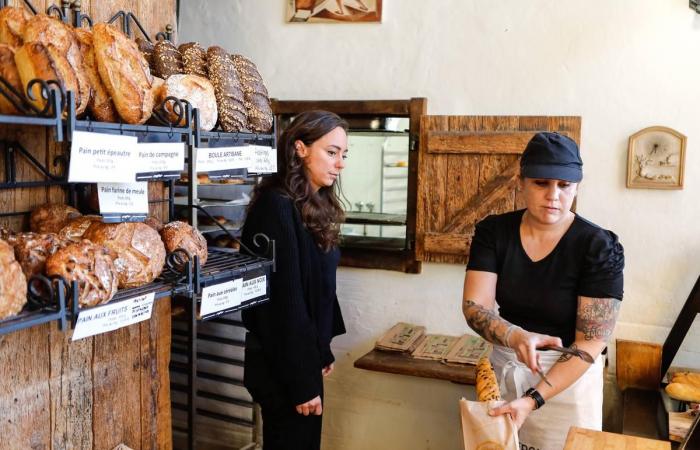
[423, 232, 472, 255]
[426, 130, 576, 154]
[271, 99, 411, 116]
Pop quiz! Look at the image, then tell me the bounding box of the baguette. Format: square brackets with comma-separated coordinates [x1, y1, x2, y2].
[665, 382, 700, 403]
[475, 356, 501, 401]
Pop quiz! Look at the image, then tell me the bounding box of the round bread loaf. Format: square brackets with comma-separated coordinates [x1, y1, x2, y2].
[179, 42, 207, 78]
[153, 39, 183, 79]
[45, 240, 118, 308]
[58, 215, 103, 241]
[207, 46, 247, 132]
[143, 216, 163, 232]
[30, 203, 81, 234]
[93, 23, 154, 125]
[74, 28, 118, 123]
[160, 220, 208, 266]
[155, 73, 217, 130]
[0, 6, 31, 48]
[12, 232, 68, 278]
[83, 222, 166, 288]
[0, 238, 27, 320]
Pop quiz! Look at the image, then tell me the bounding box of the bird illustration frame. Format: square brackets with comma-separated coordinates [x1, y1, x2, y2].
[287, 0, 383, 23]
[626, 126, 686, 189]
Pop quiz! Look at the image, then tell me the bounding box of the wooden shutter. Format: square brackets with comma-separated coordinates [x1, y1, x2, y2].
[416, 115, 581, 264]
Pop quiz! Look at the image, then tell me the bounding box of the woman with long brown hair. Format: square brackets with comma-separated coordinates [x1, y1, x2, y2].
[241, 110, 348, 450]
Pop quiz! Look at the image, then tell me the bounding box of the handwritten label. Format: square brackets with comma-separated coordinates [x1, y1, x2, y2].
[135, 142, 185, 180]
[72, 293, 155, 340]
[242, 276, 267, 301]
[196, 146, 251, 173]
[69, 131, 138, 183]
[200, 279, 243, 317]
[248, 145, 277, 173]
[97, 182, 149, 215]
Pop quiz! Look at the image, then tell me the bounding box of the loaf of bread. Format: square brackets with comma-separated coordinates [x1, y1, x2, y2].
[22, 14, 90, 115]
[83, 221, 166, 288]
[58, 215, 102, 241]
[179, 42, 207, 78]
[155, 73, 217, 130]
[93, 23, 154, 125]
[30, 203, 81, 234]
[0, 238, 27, 320]
[0, 44, 23, 115]
[665, 381, 700, 403]
[153, 40, 183, 79]
[475, 356, 501, 401]
[45, 240, 118, 307]
[0, 6, 31, 48]
[160, 221, 208, 266]
[670, 371, 700, 387]
[12, 232, 68, 278]
[74, 28, 118, 123]
[231, 54, 272, 133]
[143, 216, 163, 232]
[135, 37, 155, 75]
[207, 46, 247, 132]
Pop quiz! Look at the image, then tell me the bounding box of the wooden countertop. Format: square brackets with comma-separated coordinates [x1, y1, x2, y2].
[564, 427, 671, 450]
[353, 349, 476, 385]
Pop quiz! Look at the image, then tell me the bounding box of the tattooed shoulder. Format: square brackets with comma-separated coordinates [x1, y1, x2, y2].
[576, 297, 621, 341]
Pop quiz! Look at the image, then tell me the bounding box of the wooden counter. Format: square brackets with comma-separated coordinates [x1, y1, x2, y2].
[353, 349, 476, 384]
[564, 427, 671, 450]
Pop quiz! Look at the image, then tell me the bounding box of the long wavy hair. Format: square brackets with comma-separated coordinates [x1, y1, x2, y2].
[251, 110, 348, 251]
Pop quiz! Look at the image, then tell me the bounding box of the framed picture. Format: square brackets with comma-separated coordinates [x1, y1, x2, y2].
[287, 0, 382, 23]
[626, 126, 686, 189]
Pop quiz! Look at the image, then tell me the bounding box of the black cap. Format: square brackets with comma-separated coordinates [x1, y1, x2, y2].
[520, 132, 583, 182]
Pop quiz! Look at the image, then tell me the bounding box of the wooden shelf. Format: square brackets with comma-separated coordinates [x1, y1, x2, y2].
[353, 349, 476, 385]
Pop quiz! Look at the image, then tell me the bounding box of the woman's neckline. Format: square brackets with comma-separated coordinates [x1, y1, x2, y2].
[517, 210, 577, 263]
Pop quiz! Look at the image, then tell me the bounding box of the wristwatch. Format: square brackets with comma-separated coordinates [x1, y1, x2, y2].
[523, 387, 545, 410]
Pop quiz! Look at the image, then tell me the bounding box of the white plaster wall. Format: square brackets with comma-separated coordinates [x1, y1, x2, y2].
[180, 1, 700, 448]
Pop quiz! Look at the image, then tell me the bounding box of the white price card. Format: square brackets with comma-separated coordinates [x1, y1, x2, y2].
[135, 142, 185, 179]
[242, 276, 267, 301]
[248, 145, 277, 173]
[72, 292, 155, 341]
[200, 279, 243, 317]
[69, 131, 138, 183]
[97, 182, 149, 215]
[196, 146, 251, 173]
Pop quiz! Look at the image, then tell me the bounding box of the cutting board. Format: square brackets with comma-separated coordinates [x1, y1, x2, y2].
[564, 427, 671, 450]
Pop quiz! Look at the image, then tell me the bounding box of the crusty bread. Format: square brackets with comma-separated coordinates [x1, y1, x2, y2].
[155, 73, 217, 130]
[74, 28, 118, 123]
[143, 216, 163, 233]
[153, 40, 183, 79]
[45, 240, 118, 308]
[475, 356, 501, 401]
[207, 46, 246, 132]
[0, 44, 23, 114]
[231, 54, 272, 133]
[93, 23, 154, 125]
[29, 203, 81, 234]
[665, 381, 700, 403]
[83, 221, 165, 288]
[14, 42, 77, 112]
[0, 238, 27, 320]
[12, 232, 68, 278]
[179, 42, 207, 78]
[160, 220, 208, 266]
[58, 215, 103, 241]
[0, 6, 31, 48]
[22, 14, 90, 115]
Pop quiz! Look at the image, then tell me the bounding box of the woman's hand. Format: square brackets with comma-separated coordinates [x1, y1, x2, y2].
[322, 363, 334, 377]
[296, 395, 322, 416]
[509, 327, 562, 373]
[489, 397, 536, 429]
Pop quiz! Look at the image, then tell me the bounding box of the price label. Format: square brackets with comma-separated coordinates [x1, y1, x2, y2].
[72, 293, 155, 340]
[69, 131, 138, 183]
[135, 142, 185, 180]
[97, 182, 149, 216]
[242, 276, 267, 301]
[196, 146, 251, 173]
[200, 279, 243, 317]
[248, 145, 277, 173]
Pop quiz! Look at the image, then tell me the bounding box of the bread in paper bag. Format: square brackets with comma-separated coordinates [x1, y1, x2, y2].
[460, 398, 519, 450]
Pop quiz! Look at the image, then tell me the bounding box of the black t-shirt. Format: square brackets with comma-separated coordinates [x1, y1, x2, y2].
[467, 209, 624, 346]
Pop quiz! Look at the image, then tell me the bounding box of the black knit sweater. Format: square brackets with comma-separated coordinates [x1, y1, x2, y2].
[241, 189, 346, 405]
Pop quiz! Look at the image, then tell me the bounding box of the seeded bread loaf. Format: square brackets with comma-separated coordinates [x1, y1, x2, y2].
[153, 39, 183, 79]
[231, 54, 272, 133]
[179, 42, 207, 78]
[135, 37, 155, 75]
[207, 46, 246, 132]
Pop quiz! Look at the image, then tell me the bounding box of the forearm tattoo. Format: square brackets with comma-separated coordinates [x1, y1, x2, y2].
[557, 343, 577, 363]
[463, 299, 513, 347]
[576, 297, 621, 341]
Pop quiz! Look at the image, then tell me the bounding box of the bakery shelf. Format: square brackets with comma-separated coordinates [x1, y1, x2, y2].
[344, 212, 407, 226]
[197, 224, 242, 234]
[196, 248, 272, 289]
[174, 197, 249, 208]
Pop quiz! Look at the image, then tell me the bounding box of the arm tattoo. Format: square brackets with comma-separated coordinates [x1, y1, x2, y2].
[557, 343, 577, 363]
[463, 299, 512, 347]
[576, 297, 621, 341]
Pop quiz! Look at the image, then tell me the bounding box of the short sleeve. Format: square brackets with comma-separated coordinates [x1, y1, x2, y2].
[467, 215, 499, 273]
[578, 229, 625, 300]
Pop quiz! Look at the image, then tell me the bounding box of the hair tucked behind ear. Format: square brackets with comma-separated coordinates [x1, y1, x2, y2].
[249, 110, 348, 251]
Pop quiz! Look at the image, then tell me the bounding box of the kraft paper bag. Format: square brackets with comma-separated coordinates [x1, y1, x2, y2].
[460, 398, 519, 450]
